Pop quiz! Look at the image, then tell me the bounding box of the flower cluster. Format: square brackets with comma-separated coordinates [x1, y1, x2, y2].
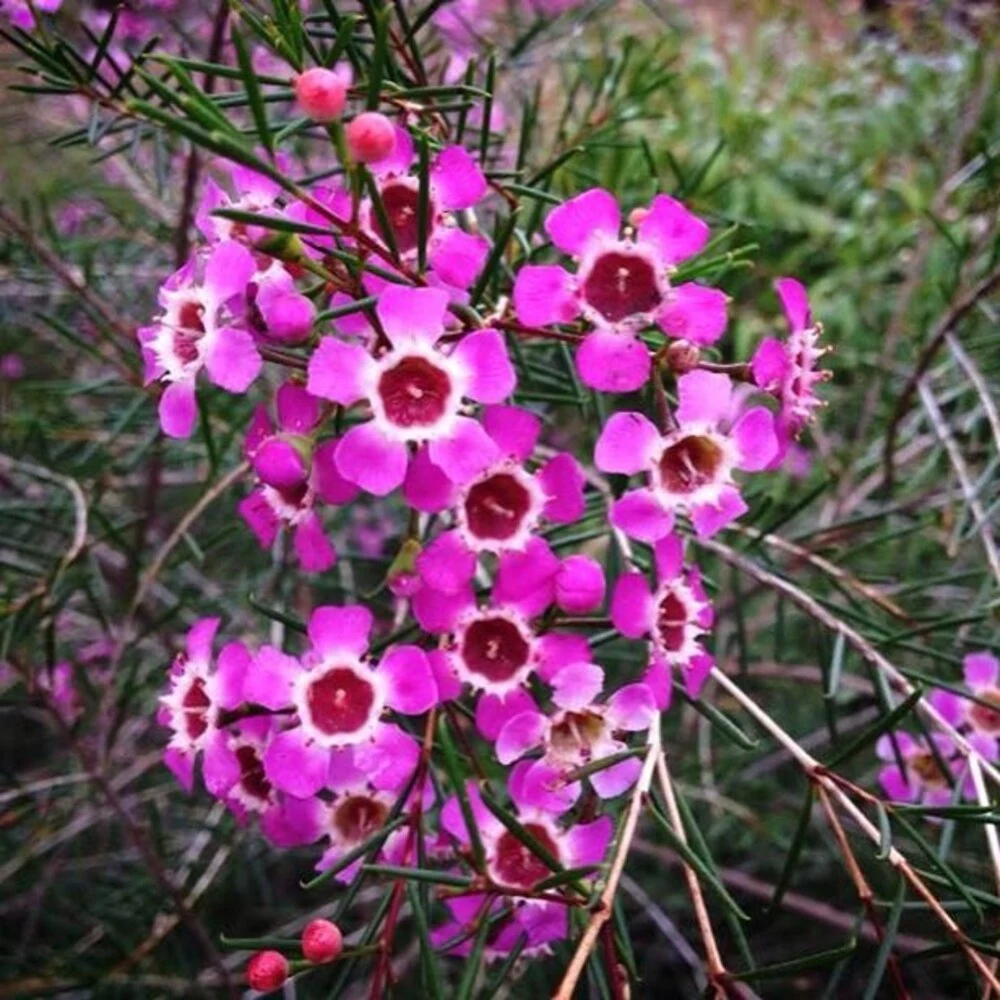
[877, 653, 1000, 806]
[141, 33, 829, 978]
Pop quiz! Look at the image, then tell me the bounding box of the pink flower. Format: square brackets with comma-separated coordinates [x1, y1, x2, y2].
[361, 131, 490, 289]
[240, 605, 437, 798]
[514, 188, 726, 392]
[307, 285, 515, 496]
[751, 278, 828, 463]
[410, 405, 584, 593]
[412, 575, 595, 699]
[875, 732, 987, 806]
[159, 618, 251, 794]
[432, 895, 567, 961]
[494, 666, 656, 809]
[314, 748, 415, 880]
[138, 241, 260, 438]
[441, 776, 612, 895]
[595, 370, 777, 541]
[927, 653, 1000, 739]
[212, 717, 324, 849]
[2, 0, 60, 29]
[611, 534, 714, 709]
[37, 661, 80, 723]
[238, 382, 358, 574]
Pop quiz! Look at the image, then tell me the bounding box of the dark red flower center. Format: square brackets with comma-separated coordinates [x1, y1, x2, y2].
[377, 355, 452, 429]
[460, 617, 531, 684]
[305, 666, 376, 736]
[656, 591, 689, 652]
[332, 794, 389, 843]
[374, 182, 433, 255]
[582, 250, 662, 324]
[493, 824, 558, 888]
[463, 473, 533, 541]
[181, 676, 211, 740]
[658, 435, 724, 494]
[275, 480, 310, 510]
[236, 744, 272, 803]
[909, 751, 948, 788]
[174, 299, 206, 364]
[550, 710, 605, 757]
[969, 689, 1000, 734]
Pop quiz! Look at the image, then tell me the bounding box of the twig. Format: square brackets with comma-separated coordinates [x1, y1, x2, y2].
[883, 264, 1000, 489]
[698, 536, 1000, 788]
[552, 721, 661, 1000]
[130, 460, 249, 615]
[917, 378, 1000, 588]
[655, 752, 729, 996]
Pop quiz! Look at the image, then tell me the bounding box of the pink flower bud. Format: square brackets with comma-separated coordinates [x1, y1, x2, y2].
[295, 67, 349, 122]
[247, 950, 289, 991]
[301, 918, 343, 964]
[555, 555, 606, 614]
[256, 284, 316, 344]
[345, 112, 397, 164]
[663, 339, 700, 374]
[253, 437, 310, 490]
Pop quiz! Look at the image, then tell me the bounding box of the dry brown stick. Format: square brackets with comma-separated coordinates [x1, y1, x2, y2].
[712, 667, 1000, 997]
[552, 723, 662, 1000]
[655, 752, 729, 997]
[816, 784, 909, 999]
[883, 263, 1000, 490]
[129, 459, 250, 615]
[698, 536, 1000, 788]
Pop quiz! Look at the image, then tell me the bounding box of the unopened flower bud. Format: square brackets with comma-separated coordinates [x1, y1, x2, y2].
[247, 950, 289, 991]
[301, 918, 343, 964]
[295, 67, 349, 122]
[555, 555, 606, 613]
[254, 230, 306, 264]
[253, 434, 313, 490]
[387, 537, 422, 597]
[664, 339, 700, 374]
[345, 112, 397, 164]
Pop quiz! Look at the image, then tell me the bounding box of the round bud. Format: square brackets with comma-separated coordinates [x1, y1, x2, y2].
[301, 918, 343, 964]
[253, 436, 311, 491]
[664, 339, 700, 375]
[246, 950, 289, 992]
[555, 554, 606, 614]
[295, 68, 349, 122]
[345, 112, 397, 164]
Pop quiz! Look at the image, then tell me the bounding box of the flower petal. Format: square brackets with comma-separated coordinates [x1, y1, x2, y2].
[294, 512, 336, 573]
[690, 486, 747, 538]
[379, 644, 438, 714]
[512, 264, 578, 327]
[591, 755, 643, 799]
[335, 422, 408, 496]
[355, 722, 421, 791]
[775, 277, 811, 332]
[545, 188, 619, 256]
[539, 453, 585, 524]
[964, 652, 999, 691]
[416, 530, 476, 594]
[658, 283, 728, 345]
[403, 445, 456, 512]
[475, 689, 539, 741]
[482, 405, 540, 461]
[676, 369, 732, 426]
[565, 816, 613, 867]
[205, 326, 261, 393]
[429, 227, 489, 289]
[575, 329, 651, 393]
[550, 662, 605, 710]
[431, 145, 487, 210]
[204, 240, 255, 302]
[610, 489, 674, 543]
[376, 284, 450, 348]
[264, 728, 329, 797]
[606, 683, 657, 730]
[638, 195, 708, 264]
[428, 416, 499, 485]
[159, 380, 197, 439]
[313, 439, 361, 505]
[495, 710, 547, 764]
[307, 337, 372, 405]
[452, 329, 515, 403]
[243, 645, 299, 709]
[610, 572, 653, 638]
[594, 411, 659, 475]
[733, 406, 778, 471]
[308, 604, 372, 658]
